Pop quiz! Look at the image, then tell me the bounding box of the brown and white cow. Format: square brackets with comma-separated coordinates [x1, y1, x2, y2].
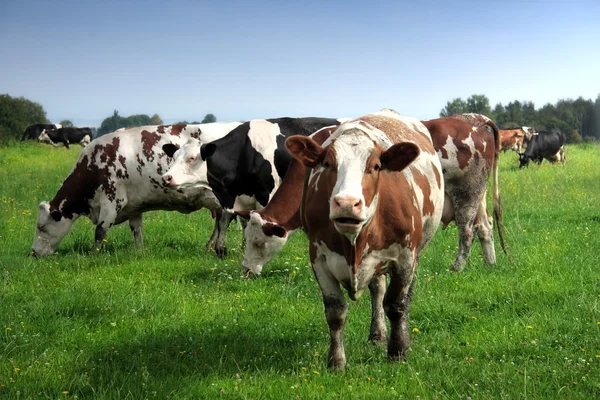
[31, 122, 241, 256]
[424, 113, 506, 270]
[499, 126, 535, 153]
[286, 110, 444, 369]
[239, 112, 505, 274]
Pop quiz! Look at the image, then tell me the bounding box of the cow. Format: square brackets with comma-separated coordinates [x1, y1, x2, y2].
[234, 125, 337, 275]
[31, 122, 241, 256]
[21, 123, 61, 141]
[38, 127, 93, 148]
[499, 126, 535, 153]
[161, 117, 344, 256]
[238, 112, 505, 275]
[519, 131, 565, 168]
[285, 110, 444, 369]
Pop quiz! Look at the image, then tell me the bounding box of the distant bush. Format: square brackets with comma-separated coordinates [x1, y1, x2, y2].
[0, 94, 49, 144]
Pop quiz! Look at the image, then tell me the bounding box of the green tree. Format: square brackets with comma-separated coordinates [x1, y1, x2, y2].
[201, 113, 217, 123]
[59, 119, 74, 128]
[0, 94, 49, 143]
[150, 113, 164, 125]
[440, 98, 468, 117]
[465, 94, 492, 116]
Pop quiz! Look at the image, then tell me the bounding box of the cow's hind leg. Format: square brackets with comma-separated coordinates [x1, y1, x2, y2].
[129, 214, 143, 248]
[384, 265, 415, 361]
[475, 193, 495, 265]
[368, 275, 387, 343]
[451, 199, 479, 271]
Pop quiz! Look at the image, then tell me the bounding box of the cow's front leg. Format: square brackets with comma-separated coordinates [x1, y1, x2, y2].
[94, 208, 118, 251]
[313, 264, 348, 369]
[368, 275, 387, 343]
[384, 267, 415, 361]
[129, 214, 143, 248]
[214, 210, 235, 257]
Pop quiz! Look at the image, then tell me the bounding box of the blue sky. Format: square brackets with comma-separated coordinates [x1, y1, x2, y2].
[1, 0, 599, 127]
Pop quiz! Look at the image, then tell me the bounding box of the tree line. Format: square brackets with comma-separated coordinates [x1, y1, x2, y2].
[440, 94, 600, 143]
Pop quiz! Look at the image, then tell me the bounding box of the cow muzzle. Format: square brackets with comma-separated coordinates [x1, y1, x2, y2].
[331, 195, 365, 234]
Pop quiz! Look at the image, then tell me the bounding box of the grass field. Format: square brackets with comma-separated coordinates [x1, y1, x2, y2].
[1, 141, 599, 399]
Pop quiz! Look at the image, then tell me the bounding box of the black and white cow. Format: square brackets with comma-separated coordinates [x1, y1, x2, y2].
[31, 122, 241, 256]
[161, 117, 344, 255]
[39, 127, 93, 148]
[519, 131, 565, 168]
[21, 123, 61, 141]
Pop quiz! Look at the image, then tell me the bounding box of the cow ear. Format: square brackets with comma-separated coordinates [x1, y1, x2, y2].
[262, 223, 286, 238]
[235, 210, 251, 221]
[201, 143, 216, 160]
[285, 136, 325, 168]
[380, 142, 420, 172]
[50, 210, 62, 222]
[162, 143, 180, 157]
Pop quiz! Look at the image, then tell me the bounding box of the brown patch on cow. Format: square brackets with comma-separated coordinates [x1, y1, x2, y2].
[410, 166, 435, 216]
[359, 115, 436, 155]
[169, 124, 187, 136]
[432, 162, 442, 189]
[118, 155, 126, 169]
[140, 130, 160, 162]
[157, 125, 166, 134]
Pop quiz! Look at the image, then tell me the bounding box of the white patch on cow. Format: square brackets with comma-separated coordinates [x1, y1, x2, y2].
[241, 212, 292, 275]
[247, 120, 282, 187]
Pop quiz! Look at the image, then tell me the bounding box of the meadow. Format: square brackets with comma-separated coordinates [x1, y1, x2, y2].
[1, 141, 599, 399]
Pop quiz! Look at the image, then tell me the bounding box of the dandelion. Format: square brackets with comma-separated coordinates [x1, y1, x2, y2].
[413, 327, 420, 333]
[472, 316, 477, 320]
[62, 391, 69, 395]
[313, 370, 320, 375]
[526, 325, 533, 329]
[5, 327, 11, 331]
[292, 270, 297, 275]
[13, 368, 20, 373]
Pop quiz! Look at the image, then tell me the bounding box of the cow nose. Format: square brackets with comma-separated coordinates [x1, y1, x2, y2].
[162, 174, 173, 185]
[332, 195, 363, 215]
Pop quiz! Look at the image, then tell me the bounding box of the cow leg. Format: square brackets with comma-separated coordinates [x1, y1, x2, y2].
[214, 210, 235, 258]
[384, 265, 415, 361]
[368, 275, 387, 343]
[314, 264, 348, 369]
[94, 208, 118, 251]
[475, 194, 495, 265]
[129, 214, 143, 248]
[451, 198, 479, 271]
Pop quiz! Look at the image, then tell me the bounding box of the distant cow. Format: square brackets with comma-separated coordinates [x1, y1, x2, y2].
[519, 131, 565, 168]
[31, 123, 241, 256]
[21, 123, 61, 141]
[39, 127, 93, 148]
[286, 110, 444, 369]
[499, 127, 535, 152]
[238, 112, 505, 275]
[162, 117, 344, 256]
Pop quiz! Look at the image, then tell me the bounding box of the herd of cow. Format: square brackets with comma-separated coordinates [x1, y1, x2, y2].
[24, 110, 566, 369]
[21, 123, 92, 148]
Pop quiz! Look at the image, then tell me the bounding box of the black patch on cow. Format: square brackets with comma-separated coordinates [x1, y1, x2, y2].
[203, 117, 340, 209]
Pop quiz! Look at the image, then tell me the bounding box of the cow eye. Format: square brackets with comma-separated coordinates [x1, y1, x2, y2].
[323, 161, 330, 168]
[373, 164, 381, 172]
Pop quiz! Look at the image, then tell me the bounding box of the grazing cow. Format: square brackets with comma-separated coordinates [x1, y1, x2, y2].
[39, 127, 93, 148]
[286, 110, 444, 369]
[235, 125, 337, 275]
[31, 123, 240, 256]
[21, 123, 61, 141]
[161, 117, 343, 256]
[499, 127, 535, 152]
[238, 112, 505, 274]
[519, 131, 565, 168]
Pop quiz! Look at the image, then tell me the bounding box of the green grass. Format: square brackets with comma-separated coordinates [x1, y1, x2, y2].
[1, 142, 599, 399]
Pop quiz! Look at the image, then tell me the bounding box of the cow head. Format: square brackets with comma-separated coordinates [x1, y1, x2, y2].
[236, 210, 289, 275]
[518, 152, 530, 168]
[31, 202, 77, 256]
[286, 121, 420, 244]
[37, 129, 52, 144]
[161, 139, 212, 191]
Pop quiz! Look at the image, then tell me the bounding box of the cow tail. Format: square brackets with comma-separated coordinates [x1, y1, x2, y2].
[489, 119, 507, 255]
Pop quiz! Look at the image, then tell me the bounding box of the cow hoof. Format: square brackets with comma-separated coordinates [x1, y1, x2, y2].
[215, 247, 228, 258]
[241, 268, 257, 279]
[451, 263, 465, 272]
[368, 333, 387, 344]
[387, 352, 407, 362]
